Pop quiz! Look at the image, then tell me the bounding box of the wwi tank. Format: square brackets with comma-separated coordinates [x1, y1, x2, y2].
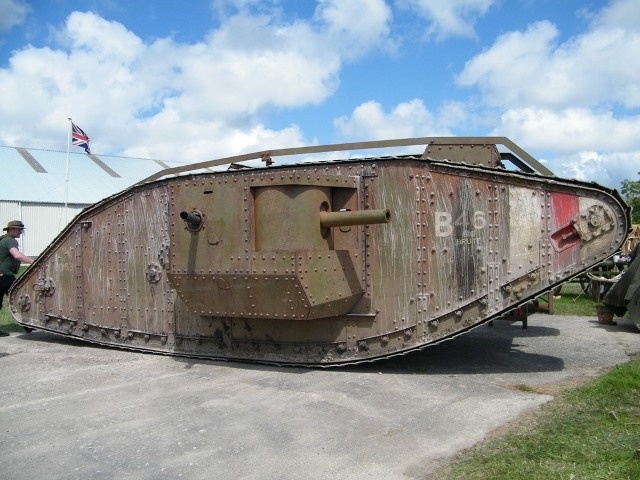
[9, 137, 631, 366]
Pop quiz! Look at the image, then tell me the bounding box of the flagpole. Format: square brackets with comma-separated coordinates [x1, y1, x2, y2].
[65, 117, 72, 224]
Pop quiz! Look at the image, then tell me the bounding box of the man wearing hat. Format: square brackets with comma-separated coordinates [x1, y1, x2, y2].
[0, 220, 34, 336]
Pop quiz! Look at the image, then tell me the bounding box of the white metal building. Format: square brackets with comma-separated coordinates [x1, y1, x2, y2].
[0, 145, 192, 258]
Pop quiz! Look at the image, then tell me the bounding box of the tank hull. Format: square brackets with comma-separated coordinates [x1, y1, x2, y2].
[9, 143, 630, 366]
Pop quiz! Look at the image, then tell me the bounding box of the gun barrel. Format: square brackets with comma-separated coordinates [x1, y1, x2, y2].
[180, 210, 202, 230]
[319, 209, 390, 228]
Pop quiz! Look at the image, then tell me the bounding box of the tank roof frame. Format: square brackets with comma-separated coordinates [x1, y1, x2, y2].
[138, 136, 554, 185]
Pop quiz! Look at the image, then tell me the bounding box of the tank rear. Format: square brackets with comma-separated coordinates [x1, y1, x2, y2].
[9, 139, 630, 365]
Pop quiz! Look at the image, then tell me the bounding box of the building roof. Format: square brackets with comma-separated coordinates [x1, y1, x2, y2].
[0, 145, 190, 205]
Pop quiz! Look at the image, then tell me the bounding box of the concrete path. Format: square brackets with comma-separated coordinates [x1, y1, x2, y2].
[1, 314, 638, 480]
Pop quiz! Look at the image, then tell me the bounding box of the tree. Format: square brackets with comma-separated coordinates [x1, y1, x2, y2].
[621, 172, 640, 224]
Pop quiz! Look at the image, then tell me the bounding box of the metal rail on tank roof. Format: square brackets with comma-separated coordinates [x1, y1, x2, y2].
[136, 136, 554, 185]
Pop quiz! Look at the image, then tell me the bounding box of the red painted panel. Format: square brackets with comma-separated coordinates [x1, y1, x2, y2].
[550, 191, 581, 264]
[550, 192, 579, 228]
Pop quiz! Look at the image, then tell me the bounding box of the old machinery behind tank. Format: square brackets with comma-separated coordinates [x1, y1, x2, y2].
[9, 137, 631, 366]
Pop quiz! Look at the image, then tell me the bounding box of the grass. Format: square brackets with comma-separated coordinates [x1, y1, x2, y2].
[534, 279, 608, 316]
[442, 354, 640, 480]
[440, 278, 639, 480]
[0, 306, 24, 332]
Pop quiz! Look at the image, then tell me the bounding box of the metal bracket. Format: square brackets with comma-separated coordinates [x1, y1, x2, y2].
[33, 277, 55, 296]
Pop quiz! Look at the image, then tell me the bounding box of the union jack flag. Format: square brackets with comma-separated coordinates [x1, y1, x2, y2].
[71, 122, 91, 153]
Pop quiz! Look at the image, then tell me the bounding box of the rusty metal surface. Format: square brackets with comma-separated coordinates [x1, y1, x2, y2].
[9, 138, 630, 366]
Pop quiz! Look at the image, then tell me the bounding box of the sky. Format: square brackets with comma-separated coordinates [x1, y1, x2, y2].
[1, 0, 639, 190]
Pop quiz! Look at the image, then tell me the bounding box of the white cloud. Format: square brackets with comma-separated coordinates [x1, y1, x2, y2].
[124, 115, 307, 164]
[494, 108, 640, 153]
[437, 101, 473, 131]
[592, 0, 640, 33]
[0, 0, 29, 32]
[550, 151, 640, 189]
[0, 2, 392, 160]
[314, 0, 392, 57]
[0, 13, 163, 141]
[494, 107, 640, 187]
[212, 0, 394, 55]
[334, 99, 451, 140]
[2, 0, 637, 192]
[175, 13, 343, 120]
[457, 7, 640, 109]
[398, 0, 496, 40]
[454, 0, 640, 188]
